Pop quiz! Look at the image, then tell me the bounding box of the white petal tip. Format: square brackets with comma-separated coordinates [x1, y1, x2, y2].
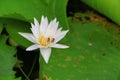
[18, 32, 21, 34]
[41, 16, 45, 20]
[26, 44, 39, 51]
[65, 46, 69, 48]
[31, 23, 34, 26]
[18, 32, 24, 36]
[54, 18, 57, 21]
[26, 49, 32, 51]
[61, 45, 69, 48]
[43, 57, 50, 64]
[26, 48, 34, 51]
[66, 30, 69, 33]
[45, 60, 49, 64]
[26, 48, 35, 51]
[40, 48, 51, 64]
[41, 15, 45, 18]
[34, 17, 37, 20]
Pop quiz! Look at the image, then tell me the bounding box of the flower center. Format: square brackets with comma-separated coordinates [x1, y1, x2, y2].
[38, 36, 54, 46]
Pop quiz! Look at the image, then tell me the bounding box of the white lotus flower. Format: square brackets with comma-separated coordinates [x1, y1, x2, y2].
[19, 16, 69, 63]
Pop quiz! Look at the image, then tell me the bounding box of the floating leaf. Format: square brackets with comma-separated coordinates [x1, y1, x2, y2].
[0, 35, 19, 79]
[42, 18, 120, 80]
[82, 0, 120, 26]
[0, 19, 32, 47]
[0, 0, 68, 29]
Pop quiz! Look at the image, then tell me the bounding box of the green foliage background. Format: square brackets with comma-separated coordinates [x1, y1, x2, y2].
[0, 0, 120, 80]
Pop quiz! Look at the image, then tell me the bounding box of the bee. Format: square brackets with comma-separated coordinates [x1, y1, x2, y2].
[47, 37, 55, 43]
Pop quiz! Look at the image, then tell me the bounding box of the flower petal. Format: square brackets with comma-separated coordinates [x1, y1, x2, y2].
[45, 18, 58, 36]
[40, 48, 51, 63]
[18, 32, 37, 43]
[31, 23, 39, 38]
[51, 44, 69, 48]
[26, 44, 39, 51]
[34, 17, 40, 27]
[40, 16, 48, 34]
[54, 30, 69, 43]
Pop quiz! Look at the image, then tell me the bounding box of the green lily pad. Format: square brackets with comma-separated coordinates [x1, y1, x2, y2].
[0, 0, 68, 29]
[82, 0, 120, 26]
[0, 19, 32, 47]
[0, 35, 18, 79]
[42, 18, 120, 80]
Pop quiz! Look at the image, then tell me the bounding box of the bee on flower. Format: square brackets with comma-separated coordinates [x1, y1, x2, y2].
[19, 16, 69, 63]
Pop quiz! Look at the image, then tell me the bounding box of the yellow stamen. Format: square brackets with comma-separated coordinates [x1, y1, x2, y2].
[38, 36, 54, 46]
